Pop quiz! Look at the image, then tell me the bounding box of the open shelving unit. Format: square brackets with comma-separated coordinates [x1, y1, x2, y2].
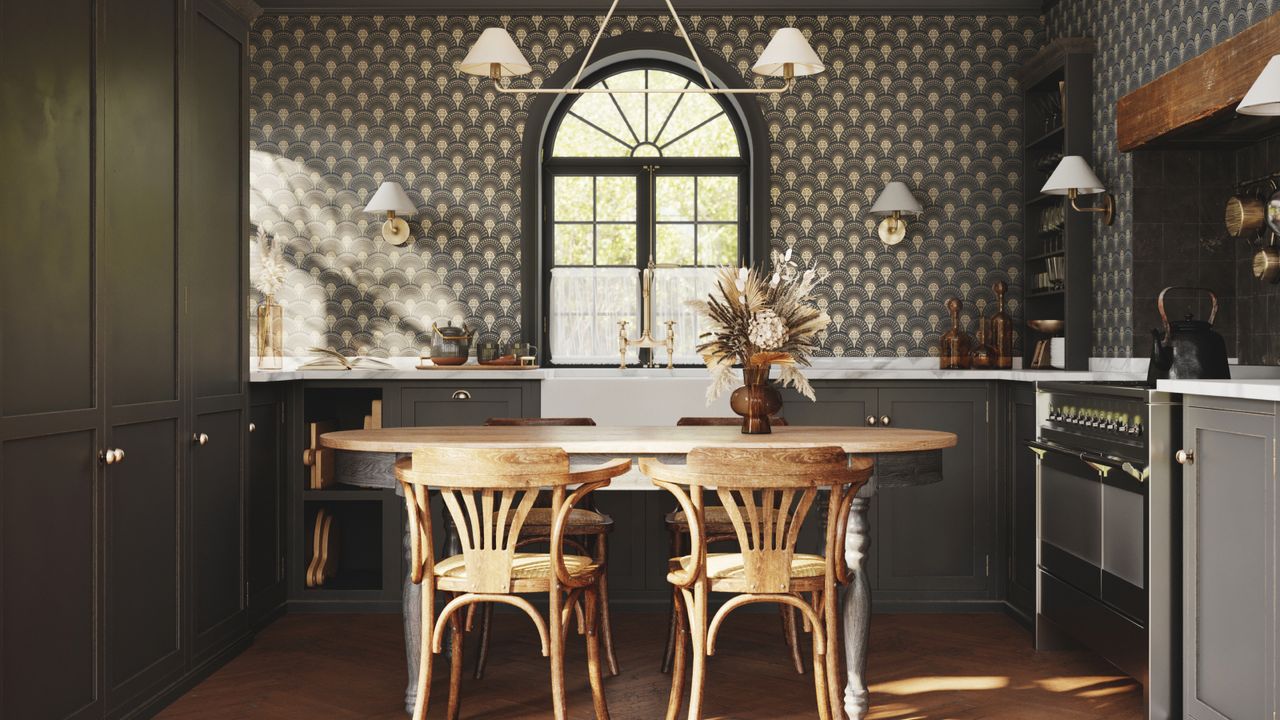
[1017, 38, 1095, 371]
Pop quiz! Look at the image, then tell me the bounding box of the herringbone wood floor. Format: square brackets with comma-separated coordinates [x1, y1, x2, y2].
[159, 612, 1141, 719]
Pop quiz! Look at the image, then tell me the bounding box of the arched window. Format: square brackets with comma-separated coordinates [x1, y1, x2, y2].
[543, 62, 748, 365]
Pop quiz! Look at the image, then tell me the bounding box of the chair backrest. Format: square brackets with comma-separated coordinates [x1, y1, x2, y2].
[661, 447, 872, 593]
[396, 446, 574, 593]
[676, 416, 788, 426]
[485, 417, 597, 426]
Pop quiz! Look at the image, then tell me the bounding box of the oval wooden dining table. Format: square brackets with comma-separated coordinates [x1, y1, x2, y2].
[322, 424, 957, 720]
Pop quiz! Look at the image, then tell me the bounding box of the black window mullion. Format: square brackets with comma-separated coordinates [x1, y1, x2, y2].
[590, 176, 598, 266]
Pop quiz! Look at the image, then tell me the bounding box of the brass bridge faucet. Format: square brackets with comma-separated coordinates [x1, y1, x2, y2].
[618, 261, 675, 369]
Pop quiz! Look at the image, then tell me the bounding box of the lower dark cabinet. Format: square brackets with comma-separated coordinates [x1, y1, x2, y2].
[400, 384, 531, 426]
[248, 389, 287, 625]
[1007, 382, 1037, 621]
[190, 407, 248, 658]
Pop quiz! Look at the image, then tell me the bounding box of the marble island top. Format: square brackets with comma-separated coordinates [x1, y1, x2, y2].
[1158, 378, 1280, 402]
[251, 356, 1147, 383]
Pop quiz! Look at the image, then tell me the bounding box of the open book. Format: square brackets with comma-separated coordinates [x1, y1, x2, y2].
[295, 347, 393, 371]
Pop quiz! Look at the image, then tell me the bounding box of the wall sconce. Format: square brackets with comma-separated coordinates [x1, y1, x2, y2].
[364, 181, 417, 245]
[1041, 155, 1114, 226]
[869, 181, 923, 245]
[1238, 54, 1280, 115]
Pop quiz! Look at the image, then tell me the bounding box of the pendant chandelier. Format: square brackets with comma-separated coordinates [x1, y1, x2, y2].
[459, 0, 824, 95]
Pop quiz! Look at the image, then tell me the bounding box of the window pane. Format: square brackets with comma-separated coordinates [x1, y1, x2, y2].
[698, 223, 738, 266]
[596, 223, 636, 265]
[554, 176, 593, 221]
[554, 223, 593, 265]
[550, 267, 639, 364]
[647, 72, 689, 143]
[552, 114, 631, 157]
[655, 92, 722, 146]
[697, 176, 738, 221]
[652, 267, 721, 363]
[596, 176, 636, 221]
[568, 93, 636, 146]
[656, 224, 695, 265]
[662, 115, 740, 157]
[655, 176, 695, 221]
[603, 70, 646, 144]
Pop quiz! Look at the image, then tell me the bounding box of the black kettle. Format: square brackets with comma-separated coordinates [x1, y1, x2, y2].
[1147, 286, 1230, 382]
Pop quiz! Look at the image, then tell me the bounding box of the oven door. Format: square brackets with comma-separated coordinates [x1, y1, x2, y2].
[1029, 440, 1148, 623]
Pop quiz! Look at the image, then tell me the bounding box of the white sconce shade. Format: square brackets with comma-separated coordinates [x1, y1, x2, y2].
[868, 181, 922, 245]
[1041, 155, 1106, 195]
[460, 28, 532, 78]
[1041, 155, 1114, 225]
[752, 28, 825, 77]
[364, 181, 417, 245]
[1238, 55, 1280, 116]
[869, 181, 924, 215]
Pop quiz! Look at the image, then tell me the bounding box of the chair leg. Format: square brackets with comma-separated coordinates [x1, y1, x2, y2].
[584, 587, 611, 720]
[412, 582, 435, 720]
[780, 603, 805, 675]
[665, 589, 688, 720]
[447, 601, 465, 720]
[596, 533, 620, 676]
[825, 588, 846, 720]
[685, 583, 708, 720]
[549, 588, 568, 720]
[472, 602, 494, 680]
[811, 614, 833, 720]
[661, 527, 683, 673]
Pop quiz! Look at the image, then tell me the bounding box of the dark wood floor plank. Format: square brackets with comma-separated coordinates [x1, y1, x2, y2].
[158, 612, 1141, 719]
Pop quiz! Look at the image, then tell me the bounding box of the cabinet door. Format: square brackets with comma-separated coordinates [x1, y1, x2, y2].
[1183, 404, 1276, 720]
[781, 384, 877, 427]
[1007, 382, 1037, 619]
[400, 386, 525, 427]
[248, 393, 286, 623]
[875, 386, 992, 596]
[190, 406, 247, 655]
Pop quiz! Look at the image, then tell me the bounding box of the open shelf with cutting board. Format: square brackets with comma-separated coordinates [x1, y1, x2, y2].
[1017, 38, 1094, 371]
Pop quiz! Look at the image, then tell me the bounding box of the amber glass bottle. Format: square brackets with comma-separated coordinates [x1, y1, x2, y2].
[970, 316, 996, 369]
[990, 280, 1013, 369]
[939, 297, 971, 369]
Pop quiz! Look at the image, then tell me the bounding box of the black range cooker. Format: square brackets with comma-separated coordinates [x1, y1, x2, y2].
[1031, 381, 1181, 720]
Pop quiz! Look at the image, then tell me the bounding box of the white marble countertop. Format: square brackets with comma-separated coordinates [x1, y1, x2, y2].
[1158, 378, 1280, 403]
[251, 356, 1147, 384]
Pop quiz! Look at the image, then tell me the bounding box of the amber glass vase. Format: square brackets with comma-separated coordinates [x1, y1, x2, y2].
[990, 280, 1013, 369]
[970, 316, 996, 369]
[257, 296, 284, 370]
[729, 365, 783, 434]
[939, 297, 971, 369]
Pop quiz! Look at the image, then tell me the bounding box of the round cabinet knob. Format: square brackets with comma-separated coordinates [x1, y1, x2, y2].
[248, 422, 256, 433]
[865, 415, 878, 427]
[102, 449, 117, 465]
[193, 433, 209, 446]
[1175, 449, 1194, 465]
[112, 448, 125, 464]
[452, 390, 471, 400]
[880, 415, 891, 427]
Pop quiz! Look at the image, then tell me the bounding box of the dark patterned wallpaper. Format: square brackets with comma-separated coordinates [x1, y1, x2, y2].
[1045, 0, 1280, 357]
[249, 13, 1044, 358]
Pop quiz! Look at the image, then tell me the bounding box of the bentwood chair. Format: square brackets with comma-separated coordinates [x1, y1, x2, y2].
[396, 447, 630, 720]
[472, 417, 620, 679]
[662, 417, 804, 675]
[643, 447, 873, 720]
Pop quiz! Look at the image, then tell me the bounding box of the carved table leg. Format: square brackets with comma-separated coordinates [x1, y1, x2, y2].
[841, 476, 875, 720]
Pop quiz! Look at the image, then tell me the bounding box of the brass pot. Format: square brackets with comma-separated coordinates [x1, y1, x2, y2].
[1254, 245, 1280, 284]
[1226, 195, 1266, 237]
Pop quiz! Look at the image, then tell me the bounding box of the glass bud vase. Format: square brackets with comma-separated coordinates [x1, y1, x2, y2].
[257, 295, 283, 370]
[729, 365, 783, 434]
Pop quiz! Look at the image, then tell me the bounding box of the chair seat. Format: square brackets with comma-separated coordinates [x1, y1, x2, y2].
[665, 506, 736, 534]
[435, 552, 600, 592]
[668, 552, 828, 592]
[519, 507, 612, 532]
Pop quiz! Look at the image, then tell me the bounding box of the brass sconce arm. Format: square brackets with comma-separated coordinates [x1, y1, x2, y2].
[1067, 187, 1115, 226]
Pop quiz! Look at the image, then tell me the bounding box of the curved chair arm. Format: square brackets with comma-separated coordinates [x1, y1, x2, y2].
[550, 458, 629, 588]
[651, 478, 705, 588]
[831, 482, 859, 585]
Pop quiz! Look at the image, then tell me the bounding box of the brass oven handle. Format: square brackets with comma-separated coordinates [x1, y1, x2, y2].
[1176, 449, 1194, 465]
[865, 415, 878, 427]
[880, 415, 891, 427]
[452, 390, 472, 400]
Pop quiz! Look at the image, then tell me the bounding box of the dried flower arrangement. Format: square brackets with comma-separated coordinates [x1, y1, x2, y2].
[687, 248, 830, 403]
[252, 227, 287, 299]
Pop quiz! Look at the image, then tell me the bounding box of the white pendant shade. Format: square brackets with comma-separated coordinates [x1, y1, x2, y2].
[1041, 155, 1106, 195]
[1238, 55, 1280, 116]
[460, 28, 532, 78]
[869, 181, 923, 215]
[752, 28, 824, 77]
[364, 181, 416, 216]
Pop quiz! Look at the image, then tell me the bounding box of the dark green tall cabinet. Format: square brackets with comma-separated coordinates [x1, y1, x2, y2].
[0, 0, 260, 718]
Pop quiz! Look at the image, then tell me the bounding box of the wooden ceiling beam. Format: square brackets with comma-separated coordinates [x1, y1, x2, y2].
[1117, 10, 1280, 153]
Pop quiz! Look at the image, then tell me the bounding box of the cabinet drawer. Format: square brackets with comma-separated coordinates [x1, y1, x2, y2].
[401, 386, 525, 427]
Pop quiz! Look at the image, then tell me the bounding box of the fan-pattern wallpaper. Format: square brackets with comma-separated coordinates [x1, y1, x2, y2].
[249, 13, 1043, 358]
[1045, 0, 1280, 357]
